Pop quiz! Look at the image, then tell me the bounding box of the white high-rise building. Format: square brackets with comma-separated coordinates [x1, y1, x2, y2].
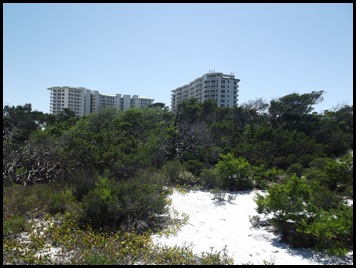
[48, 86, 154, 117]
[171, 71, 240, 110]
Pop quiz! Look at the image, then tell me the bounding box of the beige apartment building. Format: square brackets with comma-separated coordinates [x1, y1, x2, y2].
[171, 71, 240, 110]
[48, 86, 154, 117]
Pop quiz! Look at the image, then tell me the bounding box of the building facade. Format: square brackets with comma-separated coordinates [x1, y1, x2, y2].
[48, 86, 154, 117]
[171, 71, 240, 110]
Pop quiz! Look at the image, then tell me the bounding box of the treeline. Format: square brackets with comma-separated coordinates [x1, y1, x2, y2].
[3, 90, 353, 261]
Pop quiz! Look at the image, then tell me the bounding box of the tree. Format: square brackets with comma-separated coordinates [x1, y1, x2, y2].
[268, 90, 325, 127]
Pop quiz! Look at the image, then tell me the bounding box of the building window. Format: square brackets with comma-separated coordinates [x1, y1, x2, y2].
[221, 85, 225, 88]
[221, 80, 225, 84]
[221, 90, 225, 93]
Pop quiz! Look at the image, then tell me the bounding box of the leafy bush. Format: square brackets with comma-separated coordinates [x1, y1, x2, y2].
[176, 170, 200, 188]
[286, 163, 304, 177]
[199, 246, 234, 265]
[3, 215, 26, 236]
[80, 172, 169, 231]
[152, 245, 196, 265]
[256, 175, 313, 221]
[3, 183, 76, 221]
[306, 157, 352, 192]
[216, 153, 254, 191]
[67, 168, 98, 201]
[48, 189, 76, 215]
[162, 160, 185, 184]
[251, 164, 285, 189]
[297, 204, 353, 255]
[83, 253, 120, 265]
[80, 176, 121, 229]
[255, 174, 353, 254]
[199, 168, 222, 189]
[185, 159, 205, 177]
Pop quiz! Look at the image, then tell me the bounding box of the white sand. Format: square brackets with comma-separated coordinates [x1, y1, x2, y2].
[151, 188, 353, 265]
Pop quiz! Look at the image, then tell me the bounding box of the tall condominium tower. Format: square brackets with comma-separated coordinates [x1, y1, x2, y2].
[48, 86, 154, 117]
[171, 71, 240, 110]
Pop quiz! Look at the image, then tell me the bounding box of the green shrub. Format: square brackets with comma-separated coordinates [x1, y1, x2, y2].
[176, 170, 200, 188]
[199, 168, 222, 189]
[3, 183, 68, 220]
[200, 246, 234, 265]
[343, 186, 353, 198]
[216, 153, 253, 191]
[3, 215, 26, 236]
[256, 174, 353, 255]
[80, 177, 120, 229]
[80, 172, 169, 231]
[310, 183, 342, 210]
[48, 189, 77, 215]
[162, 160, 185, 184]
[286, 163, 304, 177]
[306, 157, 352, 192]
[67, 168, 98, 201]
[83, 253, 120, 265]
[185, 159, 204, 177]
[297, 204, 353, 255]
[153, 245, 196, 265]
[251, 164, 285, 189]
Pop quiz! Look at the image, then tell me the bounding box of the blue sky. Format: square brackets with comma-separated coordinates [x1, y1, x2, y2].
[3, 3, 353, 114]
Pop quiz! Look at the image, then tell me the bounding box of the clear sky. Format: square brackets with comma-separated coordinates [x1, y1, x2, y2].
[3, 3, 353, 114]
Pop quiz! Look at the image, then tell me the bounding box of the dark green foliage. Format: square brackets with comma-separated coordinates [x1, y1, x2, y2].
[256, 175, 313, 220]
[215, 153, 254, 191]
[256, 171, 353, 253]
[3, 182, 78, 234]
[3, 103, 46, 145]
[309, 184, 343, 211]
[80, 177, 120, 230]
[67, 168, 99, 201]
[175, 170, 200, 188]
[315, 106, 353, 157]
[235, 125, 326, 169]
[162, 160, 185, 184]
[251, 164, 285, 189]
[199, 168, 222, 189]
[297, 204, 353, 255]
[83, 253, 120, 265]
[3, 93, 353, 257]
[47, 189, 76, 215]
[305, 157, 353, 192]
[286, 163, 304, 177]
[80, 171, 169, 231]
[268, 90, 325, 127]
[3, 215, 26, 236]
[185, 159, 205, 177]
[199, 246, 234, 265]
